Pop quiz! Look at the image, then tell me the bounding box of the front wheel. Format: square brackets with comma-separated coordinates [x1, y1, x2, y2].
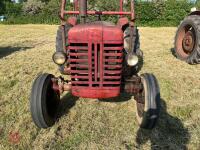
[30, 73, 60, 128]
[135, 73, 160, 130]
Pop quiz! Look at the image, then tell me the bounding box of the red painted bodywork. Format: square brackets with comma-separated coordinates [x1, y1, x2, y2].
[117, 17, 129, 29]
[68, 22, 123, 98]
[67, 17, 78, 26]
[64, 11, 132, 16]
[59, 0, 135, 98]
[60, 0, 135, 22]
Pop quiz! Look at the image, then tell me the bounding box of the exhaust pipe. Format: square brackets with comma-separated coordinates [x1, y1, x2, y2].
[79, 0, 87, 23]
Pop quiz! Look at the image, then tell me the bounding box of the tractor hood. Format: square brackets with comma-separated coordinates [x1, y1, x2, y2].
[68, 21, 123, 42]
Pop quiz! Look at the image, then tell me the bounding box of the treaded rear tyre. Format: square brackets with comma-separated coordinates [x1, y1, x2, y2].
[56, 24, 72, 74]
[135, 73, 160, 130]
[30, 73, 60, 128]
[174, 15, 200, 64]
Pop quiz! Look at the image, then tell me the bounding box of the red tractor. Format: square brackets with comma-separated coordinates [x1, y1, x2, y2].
[30, 0, 160, 130]
[174, 8, 200, 64]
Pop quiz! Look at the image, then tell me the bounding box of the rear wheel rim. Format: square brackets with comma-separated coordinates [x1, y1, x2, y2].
[176, 24, 196, 58]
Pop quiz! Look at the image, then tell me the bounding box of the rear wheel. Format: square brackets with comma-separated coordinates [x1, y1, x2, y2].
[174, 15, 200, 64]
[135, 73, 160, 129]
[30, 73, 60, 128]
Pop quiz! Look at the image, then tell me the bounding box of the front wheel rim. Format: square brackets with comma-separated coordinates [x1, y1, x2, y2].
[135, 76, 148, 124]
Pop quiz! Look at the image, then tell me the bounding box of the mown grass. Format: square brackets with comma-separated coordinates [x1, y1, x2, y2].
[0, 25, 200, 149]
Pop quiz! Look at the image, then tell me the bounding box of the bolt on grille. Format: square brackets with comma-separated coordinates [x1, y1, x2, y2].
[69, 42, 123, 87]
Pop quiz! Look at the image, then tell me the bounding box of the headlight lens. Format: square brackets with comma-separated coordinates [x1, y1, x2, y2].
[127, 54, 139, 66]
[52, 52, 66, 65]
[191, 7, 197, 12]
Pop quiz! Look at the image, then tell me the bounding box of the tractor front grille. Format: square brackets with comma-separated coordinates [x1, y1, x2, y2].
[69, 42, 123, 88]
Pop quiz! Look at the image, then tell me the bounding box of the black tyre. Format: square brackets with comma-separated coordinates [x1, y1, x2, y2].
[174, 15, 200, 64]
[56, 24, 72, 74]
[30, 73, 60, 128]
[124, 26, 143, 57]
[135, 73, 160, 130]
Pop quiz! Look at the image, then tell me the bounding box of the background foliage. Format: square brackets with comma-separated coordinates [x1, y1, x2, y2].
[0, 0, 198, 26]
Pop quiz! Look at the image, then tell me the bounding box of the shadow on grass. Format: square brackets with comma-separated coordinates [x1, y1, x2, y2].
[136, 99, 190, 149]
[170, 47, 177, 58]
[0, 46, 32, 58]
[56, 92, 79, 119]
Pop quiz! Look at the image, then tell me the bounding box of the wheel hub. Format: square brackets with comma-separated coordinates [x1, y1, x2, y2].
[124, 76, 144, 104]
[182, 31, 195, 53]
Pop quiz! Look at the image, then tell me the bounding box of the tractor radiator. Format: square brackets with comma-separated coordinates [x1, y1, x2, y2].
[69, 42, 123, 98]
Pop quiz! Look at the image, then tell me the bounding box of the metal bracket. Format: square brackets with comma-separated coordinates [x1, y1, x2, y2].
[124, 75, 144, 104]
[52, 77, 72, 94]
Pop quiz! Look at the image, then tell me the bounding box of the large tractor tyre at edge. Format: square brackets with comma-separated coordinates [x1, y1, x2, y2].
[174, 15, 200, 64]
[30, 74, 60, 128]
[56, 24, 72, 74]
[135, 73, 160, 130]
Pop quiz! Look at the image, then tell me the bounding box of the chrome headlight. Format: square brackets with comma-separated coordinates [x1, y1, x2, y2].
[52, 52, 66, 65]
[191, 7, 197, 12]
[127, 54, 139, 66]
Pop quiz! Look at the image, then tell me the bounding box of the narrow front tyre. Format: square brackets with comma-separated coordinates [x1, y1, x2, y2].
[135, 73, 160, 130]
[30, 73, 60, 128]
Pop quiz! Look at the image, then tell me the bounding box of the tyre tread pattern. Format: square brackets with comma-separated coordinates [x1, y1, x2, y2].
[30, 73, 56, 128]
[174, 15, 200, 64]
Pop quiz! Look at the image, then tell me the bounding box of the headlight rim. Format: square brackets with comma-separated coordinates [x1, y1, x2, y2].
[52, 51, 67, 65]
[127, 54, 139, 67]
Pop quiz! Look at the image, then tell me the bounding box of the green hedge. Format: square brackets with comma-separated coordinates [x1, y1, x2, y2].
[3, 14, 59, 24]
[1, 0, 195, 26]
[135, 0, 193, 26]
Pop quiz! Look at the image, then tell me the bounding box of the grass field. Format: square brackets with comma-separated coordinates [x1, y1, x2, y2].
[0, 25, 200, 150]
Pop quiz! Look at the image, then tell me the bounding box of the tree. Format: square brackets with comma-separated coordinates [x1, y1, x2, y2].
[0, 0, 12, 15]
[22, 0, 44, 15]
[5, 2, 22, 15]
[196, 0, 200, 8]
[42, 0, 60, 15]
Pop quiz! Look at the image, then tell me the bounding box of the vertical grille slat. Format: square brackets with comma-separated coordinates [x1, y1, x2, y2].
[93, 43, 97, 82]
[97, 44, 101, 82]
[100, 43, 103, 87]
[69, 42, 123, 87]
[88, 43, 93, 87]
